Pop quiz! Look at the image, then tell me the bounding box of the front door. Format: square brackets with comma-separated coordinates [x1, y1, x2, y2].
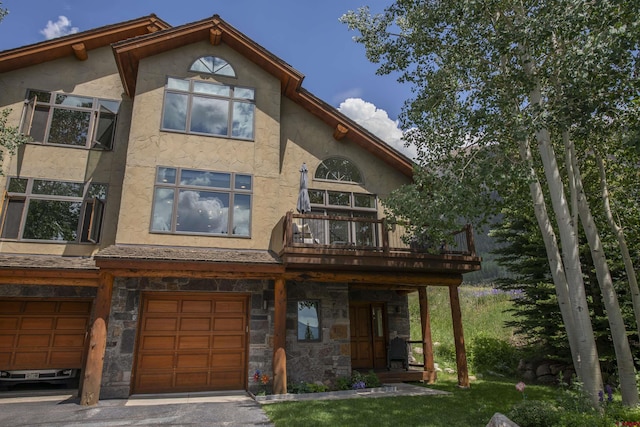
[349, 302, 387, 369]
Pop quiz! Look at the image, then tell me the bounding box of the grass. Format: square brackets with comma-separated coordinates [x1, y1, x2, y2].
[263, 373, 556, 427]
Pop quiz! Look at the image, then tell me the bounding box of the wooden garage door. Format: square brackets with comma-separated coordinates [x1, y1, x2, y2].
[0, 299, 91, 370]
[133, 293, 249, 394]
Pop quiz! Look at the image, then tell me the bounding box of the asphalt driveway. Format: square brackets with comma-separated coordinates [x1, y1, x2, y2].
[0, 389, 273, 427]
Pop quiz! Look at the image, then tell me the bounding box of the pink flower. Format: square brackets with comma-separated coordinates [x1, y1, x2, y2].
[515, 382, 526, 393]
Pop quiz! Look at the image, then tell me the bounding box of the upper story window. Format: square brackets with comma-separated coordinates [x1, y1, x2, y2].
[21, 89, 120, 150]
[161, 77, 255, 140]
[189, 56, 236, 77]
[314, 157, 363, 184]
[151, 166, 252, 237]
[1, 177, 107, 243]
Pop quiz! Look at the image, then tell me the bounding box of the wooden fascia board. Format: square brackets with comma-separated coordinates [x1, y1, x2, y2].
[95, 257, 284, 277]
[0, 268, 99, 286]
[113, 17, 304, 98]
[283, 270, 463, 286]
[0, 16, 169, 73]
[294, 89, 414, 178]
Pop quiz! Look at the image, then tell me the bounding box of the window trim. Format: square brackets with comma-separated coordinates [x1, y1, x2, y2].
[160, 77, 256, 141]
[297, 300, 321, 342]
[1, 177, 108, 243]
[150, 166, 253, 238]
[20, 89, 120, 150]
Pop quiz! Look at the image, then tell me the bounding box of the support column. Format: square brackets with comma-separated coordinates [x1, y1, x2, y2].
[449, 284, 469, 388]
[272, 277, 287, 394]
[80, 272, 113, 406]
[418, 287, 436, 383]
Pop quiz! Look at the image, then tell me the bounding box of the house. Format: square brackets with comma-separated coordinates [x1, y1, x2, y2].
[0, 14, 481, 403]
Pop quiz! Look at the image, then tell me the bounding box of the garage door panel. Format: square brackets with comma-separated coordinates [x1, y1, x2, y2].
[134, 293, 248, 394]
[179, 318, 211, 331]
[146, 300, 178, 313]
[0, 299, 91, 371]
[144, 317, 177, 332]
[50, 351, 83, 366]
[178, 336, 210, 349]
[23, 301, 57, 313]
[212, 335, 243, 349]
[212, 317, 243, 331]
[214, 300, 245, 313]
[56, 317, 88, 330]
[181, 300, 212, 313]
[139, 354, 174, 369]
[17, 334, 51, 347]
[21, 318, 54, 330]
[141, 336, 175, 350]
[176, 353, 209, 368]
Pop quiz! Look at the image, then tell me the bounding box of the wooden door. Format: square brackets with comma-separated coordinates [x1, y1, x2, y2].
[349, 302, 387, 369]
[133, 292, 248, 394]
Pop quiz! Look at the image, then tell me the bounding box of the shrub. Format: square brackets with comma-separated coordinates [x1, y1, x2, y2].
[470, 335, 519, 376]
[335, 370, 381, 390]
[507, 400, 561, 427]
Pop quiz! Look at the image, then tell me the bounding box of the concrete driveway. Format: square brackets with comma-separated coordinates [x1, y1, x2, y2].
[0, 389, 273, 427]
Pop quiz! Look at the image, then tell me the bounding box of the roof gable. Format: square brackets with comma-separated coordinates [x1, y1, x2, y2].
[0, 15, 170, 73]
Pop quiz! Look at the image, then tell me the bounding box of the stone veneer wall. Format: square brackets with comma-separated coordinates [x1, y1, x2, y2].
[100, 276, 274, 398]
[284, 281, 351, 387]
[0, 284, 96, 299]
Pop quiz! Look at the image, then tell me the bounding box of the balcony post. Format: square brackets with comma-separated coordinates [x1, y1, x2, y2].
[449, 283, 469, 388]
[418, 286, 436, 383]
[272, 277, 287, 394]
[382, 218, 389, 253]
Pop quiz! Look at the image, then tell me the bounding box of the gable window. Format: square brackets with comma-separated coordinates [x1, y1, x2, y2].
[151, 166, 252, 237]
[314, 157, 363, 184]
[1, 177, 107, 243]
[189, 56, 236, 77]
[307, 189, 377, 246]
[297, 300, 320, 341]
[161, 77, 255, 140]
[21, 89, 120, 150]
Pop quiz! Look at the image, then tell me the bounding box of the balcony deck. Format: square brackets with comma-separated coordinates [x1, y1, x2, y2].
[279, 212, 481, 282]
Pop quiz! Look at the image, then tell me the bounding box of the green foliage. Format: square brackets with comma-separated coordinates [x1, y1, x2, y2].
[470, 336, 519, 376]
[0, 109, 30, 176]
[507, 400, 562, 427]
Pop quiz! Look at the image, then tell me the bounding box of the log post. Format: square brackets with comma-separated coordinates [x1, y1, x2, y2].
[449, 283, 469, 388]
[272, 277, 287, 394]
[79, 272, 113, 405]
[418, 286, 436, 383]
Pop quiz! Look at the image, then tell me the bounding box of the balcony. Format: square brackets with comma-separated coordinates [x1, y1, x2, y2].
[278, 211, 481, 278]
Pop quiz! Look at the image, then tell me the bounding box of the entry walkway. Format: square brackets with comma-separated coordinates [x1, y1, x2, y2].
[0, 383, 447, 426]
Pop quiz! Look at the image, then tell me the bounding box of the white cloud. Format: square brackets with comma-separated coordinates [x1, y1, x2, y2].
[338, 98, 417, 160]
[40, 16, 79, 40]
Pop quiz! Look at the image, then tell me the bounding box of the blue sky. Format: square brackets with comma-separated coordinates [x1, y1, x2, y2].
[0, 0, 415, 157]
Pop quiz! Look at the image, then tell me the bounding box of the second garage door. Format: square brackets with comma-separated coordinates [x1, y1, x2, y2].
[133, 292, 249, 395]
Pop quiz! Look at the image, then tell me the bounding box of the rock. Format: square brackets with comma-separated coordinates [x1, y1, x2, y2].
[485, 412, 520, 427]
[535, 363, 551, 377]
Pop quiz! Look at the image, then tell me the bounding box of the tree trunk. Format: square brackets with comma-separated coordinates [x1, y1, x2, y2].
[596, 154, 640, 341]
[570, 147, 639, 406]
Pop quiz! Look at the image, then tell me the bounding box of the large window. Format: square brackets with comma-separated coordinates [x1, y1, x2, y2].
[21, 89, 120, 150]
[1, 177, 107, 243]
[189, 56, 236, 77]
[314, 157, 363, 184]
[151, 166, 252, 237]
[297, 301, 320, 341]
[161, 77, 255, 140]
[307, 189, 377, 246]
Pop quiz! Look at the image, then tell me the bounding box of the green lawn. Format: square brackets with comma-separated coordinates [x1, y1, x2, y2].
[262, 373, 555, 427]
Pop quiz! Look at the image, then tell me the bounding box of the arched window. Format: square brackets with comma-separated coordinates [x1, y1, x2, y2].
[189, 56, 236, 77]
[314, 157, 363, 183]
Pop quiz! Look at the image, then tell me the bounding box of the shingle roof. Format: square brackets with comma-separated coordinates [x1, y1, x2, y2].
[95, 245, 282, 265]
[0, 254, 97, 270]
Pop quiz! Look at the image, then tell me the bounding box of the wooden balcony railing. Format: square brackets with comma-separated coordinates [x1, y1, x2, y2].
[283, 211, 476, 257]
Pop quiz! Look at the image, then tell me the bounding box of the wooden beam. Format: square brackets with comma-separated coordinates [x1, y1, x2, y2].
[80, 272, 114, 406]
[95, 259, 284, 275]
[333, 123, 348, 140]
[72, 43, 88, 61]
[209, 28, 222, 45]
[0, 269, 99, 286]
[418, 287, 436, 384]
[449, 284, 469, 388]
[284, 270, 462, 286]
[272, 277, 287, 394]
